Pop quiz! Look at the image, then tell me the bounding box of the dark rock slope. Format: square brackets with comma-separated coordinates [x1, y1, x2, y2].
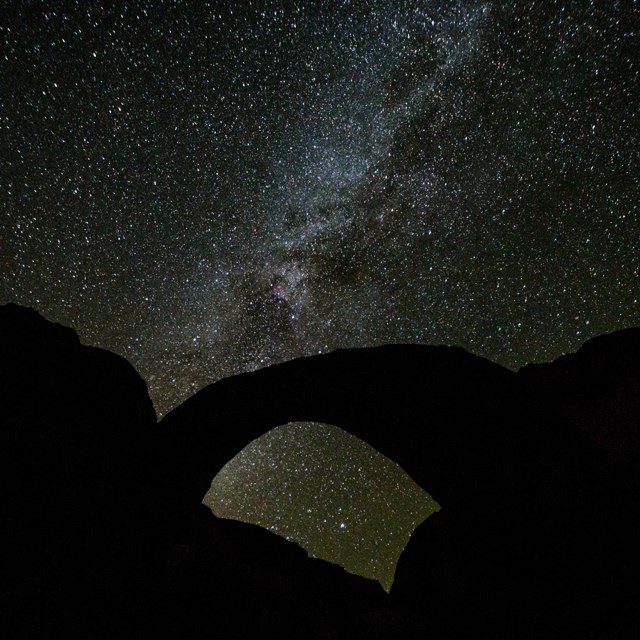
[520, 327, 640, 474]
[2, 303, 639, 638]
[1, 304, 158, 637]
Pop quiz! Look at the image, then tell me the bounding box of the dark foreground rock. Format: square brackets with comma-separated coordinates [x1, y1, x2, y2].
[519, 327, 640, 474]
[2, 303, 639, 638]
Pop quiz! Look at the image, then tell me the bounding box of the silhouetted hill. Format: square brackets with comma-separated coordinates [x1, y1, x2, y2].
[0, 304, 159, 636]
[2, 303, 639, 638]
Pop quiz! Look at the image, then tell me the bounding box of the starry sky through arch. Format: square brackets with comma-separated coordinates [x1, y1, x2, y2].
[205, 422, 439, 591]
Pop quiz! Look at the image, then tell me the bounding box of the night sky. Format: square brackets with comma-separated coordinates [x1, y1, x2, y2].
[2, 1, 638, 587]
[205, 422, 438, 590]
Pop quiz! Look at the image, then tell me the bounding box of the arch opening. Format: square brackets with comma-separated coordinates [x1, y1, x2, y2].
[204, 421, 439, 591]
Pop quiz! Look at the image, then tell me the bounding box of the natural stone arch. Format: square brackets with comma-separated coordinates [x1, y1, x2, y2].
[157, 344, 530, 550]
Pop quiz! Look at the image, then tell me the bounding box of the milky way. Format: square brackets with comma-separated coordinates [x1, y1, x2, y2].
[2, 1, 638, 587]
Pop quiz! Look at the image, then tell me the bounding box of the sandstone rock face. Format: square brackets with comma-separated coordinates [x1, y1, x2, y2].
[2, 303, 639, 638]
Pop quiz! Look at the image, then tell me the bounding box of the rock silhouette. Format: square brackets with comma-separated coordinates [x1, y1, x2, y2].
[520, 327, 640, 475]
[1, 303, 639, 638]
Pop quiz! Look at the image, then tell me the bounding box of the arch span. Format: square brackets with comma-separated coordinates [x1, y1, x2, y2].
[157, 344, 537, 531]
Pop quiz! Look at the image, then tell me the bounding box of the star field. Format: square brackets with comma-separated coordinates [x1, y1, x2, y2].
[2, 1, 639, 587]
[205, 422, 439, 591]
